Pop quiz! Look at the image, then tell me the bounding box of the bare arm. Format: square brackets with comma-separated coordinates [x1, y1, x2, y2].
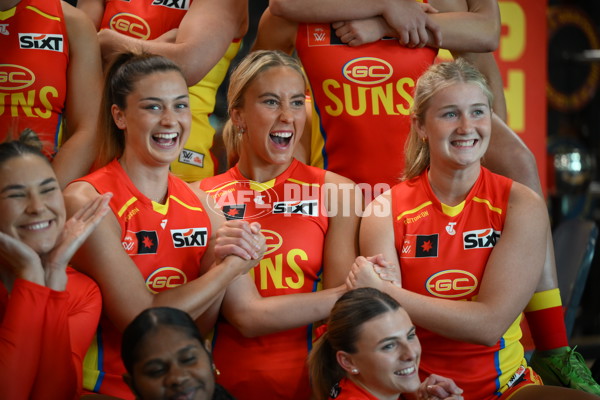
[322, 171, 360, 288]
[357, 184, 548, 346]
[269, 0, 441, 48]
[331, 0, 499, 52]
[221, 274, 345, 337]
[252, 8, 297, 54]
[52, 3, 103, 188]
[63, 182, 260, 332]
[98, 0, 248, 86]
[76, 0, 105, 29]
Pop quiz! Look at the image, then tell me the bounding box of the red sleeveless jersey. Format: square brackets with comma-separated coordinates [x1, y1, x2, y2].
[200, 159, 329, 400]
[392, 168, 529, 399]
[295, 23, 437, 188]
[0, 0, 69, 158]
[75, 159, 211, 399]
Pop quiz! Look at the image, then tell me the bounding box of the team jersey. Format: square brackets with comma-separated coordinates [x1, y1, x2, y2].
[200, 159, 329, 400]
[100, 0, 241, 181]
[0, 269, 101, 400]
[75, 159, 211, 399]
[391, 167, 528, 399]
[0, 0, 69, 159]
[295, 16, 437, 189]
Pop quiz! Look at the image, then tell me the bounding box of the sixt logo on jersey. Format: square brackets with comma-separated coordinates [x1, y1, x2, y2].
[146, 267, 187, 293]
[19, 33, 64, 52]
[122, 230, 158, 255]
[0, 64, 35, 90]
[343, 57, 393, 85]
[463, 228, 501, 250]
[152, 0, 190, 10]
[272, 200, 318, 216]
[171, 228, 208, 248]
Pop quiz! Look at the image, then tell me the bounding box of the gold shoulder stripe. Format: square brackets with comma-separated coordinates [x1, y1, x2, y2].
[473, 197, 503, 214]
[204, 181, 239, 193]
[117, 197, 138, 217]
[170, 195, 204, 212]
[286, 178, 320, 187]
[26, 6, 61, 21]
[397, 201, 432, 220]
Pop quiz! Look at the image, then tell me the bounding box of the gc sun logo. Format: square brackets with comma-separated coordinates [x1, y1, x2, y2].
[446, 222, 457, 236]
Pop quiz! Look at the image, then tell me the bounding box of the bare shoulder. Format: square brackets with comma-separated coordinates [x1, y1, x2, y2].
[186, 182, 224, 231]
[63, 181, 102, 211]
[509, 181, 545, 207]
[62, 1, 93, 28]
[62, 1, 99, 42]
[324, 170, 356, 186]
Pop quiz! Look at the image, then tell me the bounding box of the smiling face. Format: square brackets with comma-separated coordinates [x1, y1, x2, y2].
[129, 325, 215, 400]
[416, 82, 492, 171]
[112, 70, 191, 167]
[339, 308, 422, 398]
[0, 154, 65, 255]
[232, 65, 306, 172]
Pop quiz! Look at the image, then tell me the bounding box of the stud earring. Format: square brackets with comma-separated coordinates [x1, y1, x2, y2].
[351, 368, 359, 374]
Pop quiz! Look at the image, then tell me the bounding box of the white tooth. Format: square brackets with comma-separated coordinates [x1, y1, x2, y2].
[271, 131, 292, 138]
[154, 133, 177, 139]
[395, 366, 415, 376]
[25, 221, 50, 230]
[453, 139, 475, 147]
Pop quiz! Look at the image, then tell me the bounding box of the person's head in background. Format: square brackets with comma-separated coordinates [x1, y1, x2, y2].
[308, 287, 421, 400]
[94, 52, 190, 169]
[122, 307, 234, 400]
[404, 57, 494, 181]
[0, 129, 65, 255]
[222, 49, 307, 169]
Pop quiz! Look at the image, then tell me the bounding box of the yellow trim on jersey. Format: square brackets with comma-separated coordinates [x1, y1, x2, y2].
[0, 7, 16, 19]
[250, 180, 275, 192]
[26, 5, 61, 21]
[397, 201, 432, 220]
[287, 178, 320, 187]
[473, 196, 503, 214]
[524, 288, 562, 312]
[117, 197, 138, 217]
[169, 195, 204, 212]
[496, 314, 528, 392]
[82, 333, 101, 390]
[441, 201, 465, 217]
[204, 181, 238, 193]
